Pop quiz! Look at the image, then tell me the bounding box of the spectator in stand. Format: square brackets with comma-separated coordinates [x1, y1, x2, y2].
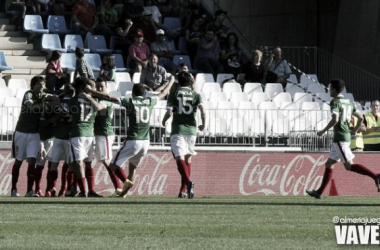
[240, 50, 269, 86]
[8, 0, 36, 31]
[144, 0, 162, 25]
[114, 17, 134, 63]
[265, 47, 292, 88]
[363, 100, 380, 151]
[194, 29, 222, 77]
[129, 29, 150, 73]
[206, 9, 230, 45]
[171, 62, 195, 93]
[72, 0, 110, 39]
[100, 54, 116, 82]
[52, 0, 77, 15]
[150, 29, 176, 74]
[74, 47, 96, 81]
[220, 32, 242, 78]
[185, 14, 203, 64]
[33, 0, 52, 14]
[183, 2, 205, 29]
[121, 0, 144, 22]
[140, 53, 174, 92]
[45, 50, 70, 94]
[154, 0, 180, 18]
[99, 0, 118, 32]
[134, 9, 158, 44]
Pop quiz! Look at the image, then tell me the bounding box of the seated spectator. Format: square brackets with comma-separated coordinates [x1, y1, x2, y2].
[121, 0, 144, 22]
[150, 29, 176, 74]
[33, 0, 51, 14]
[100, 0, 118, 32]
[265, 46, 292, 87]
[100, 54, 116, 82]
[54, 0, 77, 15]
[134, 9, 158, 44]
[194, 29, 223, 77]
[114, 17, 134, 63]
[240, 50, 268, 86]
[45, 50, 70, 94]
[72, 0, 110, 39]
[140, 53, 174, 92]
[154, 0, 180, 17]
[129, 29, 150, 73]
[74, 47, 96, 81]
[206, 9, 230, 44]
[185, 14, 203, 63]
[182, 2, 205, 29]
[8, 0, 36, 31]
[220, 32, 242, 78]
[144, 0, 162, 24]
[171, 62, 195, 92]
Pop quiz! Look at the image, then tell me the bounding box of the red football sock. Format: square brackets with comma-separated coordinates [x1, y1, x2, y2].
[351, 164, 377, 181]
[60, 163, 69, 192]
[180, 176, 187, 193]
[27, 164, 36, 192]
[316, 168, 333, 194]
[11, 164, 21, 190]
[85, 164, 95, 193]
[176, 159, 190, 183]
[50, 170, 58, 190]
[106, 166, 122, 189]
[113, 167, 127, 182]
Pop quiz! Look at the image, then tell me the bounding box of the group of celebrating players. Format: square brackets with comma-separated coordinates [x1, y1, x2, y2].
[10, 71, 206, 198]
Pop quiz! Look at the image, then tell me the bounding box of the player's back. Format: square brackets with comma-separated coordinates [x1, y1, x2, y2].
[330, 95, 355, 142]
[69, 96, 97, 138]
[94, 100, 114, 136]
[16, 90, 45, 133]
[168, 86, 202, 136]
[121, 96, 157, 140]
[54, 97, 72, 140]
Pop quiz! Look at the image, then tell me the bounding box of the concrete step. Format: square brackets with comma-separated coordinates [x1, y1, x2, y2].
[0, 37, 33, 50]
[5, 55, 46, 69]
[0, 31, 26, 37]
[3, 74, 36, 84]
[0, 24, 16, 31]
[0, 18, 10, 25]
[2, 50, 45, 56]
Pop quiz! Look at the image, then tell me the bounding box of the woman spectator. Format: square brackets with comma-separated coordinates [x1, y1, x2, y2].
[45, 50, 70, 94]
[100, 54, 116, 82]
[240, 50, 267, 86]
[220, 32, 242, 77]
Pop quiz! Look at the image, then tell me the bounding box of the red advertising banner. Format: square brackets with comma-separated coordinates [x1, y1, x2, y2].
[0, 150, 379, 197]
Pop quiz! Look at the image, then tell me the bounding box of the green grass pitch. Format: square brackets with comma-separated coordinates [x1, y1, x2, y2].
[0, 196, 379, 250]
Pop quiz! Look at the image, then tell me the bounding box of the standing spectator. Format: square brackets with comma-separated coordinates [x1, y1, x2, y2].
[134, 9, 158, 44]
[140, 53, 174, 92]
[306, 79, 380, 199]
[100, 54, 116, 82]
[114, 18, 134, 63]
[121, 0, 144, 22]
[99, 0, 118, 32]
[194, 29, 222, 77]
[72, 0, 109, 39]
[45, 50, 70, 94]
[350, 116, 365, 152]
[184, 14, 203, 64]
[150, 29, 176, 74]
[162, 71, 206, 199]
[265, 47, 292, 88]
[74, 47, 96, 81]
[363, 100, 380, 151]
[206, 9, 230, 44]
[129, 29, 150, 73]
[8, 0, 36, 31]
[240, 50, 268, 86]
[220, 32, 242, 78]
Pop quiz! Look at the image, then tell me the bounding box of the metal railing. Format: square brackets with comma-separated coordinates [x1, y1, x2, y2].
[0, 106, 334, 151]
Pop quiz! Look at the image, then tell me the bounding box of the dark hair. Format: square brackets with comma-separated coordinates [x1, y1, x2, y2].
[75, 47, 85, 59]
[96, 76, 107, 83]
[72, 77, 87, 95]
[179, 62, 187, 68]
[104, 54, 115, 68]
[133, 84, 145, 96]
[149, 53, 158, 60]
[330, 78, 345, 93]
[177, 71, 191, 87]
[30, 76, 45, 89]
[227, 32, 239, 46]
[64, 84, 75, 97]
[49, 50, 62, 62]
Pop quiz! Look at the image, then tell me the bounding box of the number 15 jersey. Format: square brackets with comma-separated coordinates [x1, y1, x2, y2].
[167, 87, 203, 136]
[330, 95, 357, 143]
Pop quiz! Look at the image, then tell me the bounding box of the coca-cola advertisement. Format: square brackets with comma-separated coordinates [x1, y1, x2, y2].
[0, 150, 379, 196]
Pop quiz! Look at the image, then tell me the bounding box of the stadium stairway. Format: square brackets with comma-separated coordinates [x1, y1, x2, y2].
[0, 12, 46, 84]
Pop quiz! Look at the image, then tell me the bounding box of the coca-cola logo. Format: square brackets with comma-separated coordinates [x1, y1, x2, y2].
[0, 153, 13, 195]
[95, 153, 170, 195]
[239, 154, 325, 196]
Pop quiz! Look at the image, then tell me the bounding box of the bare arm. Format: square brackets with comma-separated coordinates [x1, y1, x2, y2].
[198, 104, 206, 131]
[78, 92, 106, 111]
[156, 75, 175, 99]
[86, 88, 120, 104]
[162, 109, 172, 127]
[317, 113, 338, 136]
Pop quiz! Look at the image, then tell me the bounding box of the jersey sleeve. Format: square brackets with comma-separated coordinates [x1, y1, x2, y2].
[120, 97, 131, 107]
[23, 92, 34, 105]
[330, 99, 339, 117]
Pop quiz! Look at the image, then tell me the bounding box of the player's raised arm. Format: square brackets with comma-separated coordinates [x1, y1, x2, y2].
[78, 92, 106, 111]
[86, 87, 120, 104]
[157, 75, 175, 99]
